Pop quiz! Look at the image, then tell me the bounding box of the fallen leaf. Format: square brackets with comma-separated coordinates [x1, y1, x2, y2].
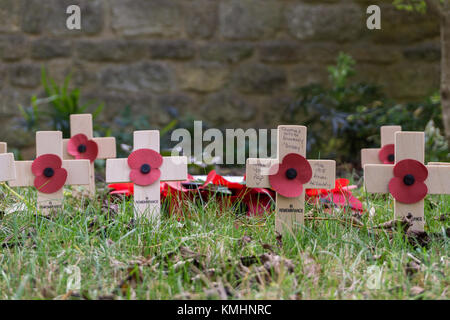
[374, 213, 413, 231]
[410, 286, 425, 296]
[238, 235, 252, 247]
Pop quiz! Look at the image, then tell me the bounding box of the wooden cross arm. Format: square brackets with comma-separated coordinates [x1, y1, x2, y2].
[364, 164, 450, 195]
[106, 156, 188, 183]
[304, 160, 336, 189]
[245, 158, 278, 188]
[0, 153, 16, 182]
[246, 158, 335, 189]
[9, 160, 90, 187]
[361, 148, 380, 167]
[63, 137, 117, 160]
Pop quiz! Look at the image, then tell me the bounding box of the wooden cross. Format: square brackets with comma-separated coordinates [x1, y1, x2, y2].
[62, 114, 116, 196]
[246, 125, 336, 235]
[9, 131, 91, 215]
[0, 142, 15, 183]
[106, 130, 188, 221]
[365, 132, 450, 232]
[361, 126, 402, 167]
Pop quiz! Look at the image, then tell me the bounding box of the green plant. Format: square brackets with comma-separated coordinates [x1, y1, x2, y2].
[18, 68, 104, 138]
[285, 53, 387, 165]
[286, 52, 445, 167]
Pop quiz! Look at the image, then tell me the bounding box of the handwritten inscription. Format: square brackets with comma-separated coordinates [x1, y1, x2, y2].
[308, 162, 332, 188]
[251, 161, 270, 186]
[279, 127, 305, 155]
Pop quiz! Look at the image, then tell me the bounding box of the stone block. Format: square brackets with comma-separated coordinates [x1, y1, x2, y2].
[149, 40, 195, 60]
[199, 42, 254, 64]
[0, 0, 21, 33]
[285, 3, 364, 42]
[234, 63, 286, 94]
[9, 63, 41, 88]
[0, 35, 28, 61]
[31, 38, 72, 60]
[178, 63, 230, 93]
[219, 0, 281, 40]
[185, 0, 218, 39]
[100, 62, 174, 93]
[77, 40, 147, 62]
[111, 0, 182, 37]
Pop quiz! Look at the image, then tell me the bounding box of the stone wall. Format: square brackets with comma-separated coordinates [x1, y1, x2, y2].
[0, 0, 440, 148]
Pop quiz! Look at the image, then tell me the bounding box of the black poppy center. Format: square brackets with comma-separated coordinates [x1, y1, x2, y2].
[285, 168, 297, 180]
[43, 167, 55, 178]
[387, 154, 395, 162]
[140, 164, 151, 174]
[403, 174, 415, 186]
[77, 144, 87, 153]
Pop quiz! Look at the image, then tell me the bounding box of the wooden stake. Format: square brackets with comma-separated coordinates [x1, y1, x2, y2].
[63, 114, 116, 196]
[106, 130, 188, 222]
[0, 153, 16, 182]
[365, 132, 450, 232]
[246, 125, 336, 235]
[9, 131, 90, 215]
[0, 142, 6, 154]
[361, 125, 401, 167]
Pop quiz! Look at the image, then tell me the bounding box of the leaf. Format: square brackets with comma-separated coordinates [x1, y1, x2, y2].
[410, 286, 425, 296]
[238, 235, 252, 247]
[117, 266, 143, 296]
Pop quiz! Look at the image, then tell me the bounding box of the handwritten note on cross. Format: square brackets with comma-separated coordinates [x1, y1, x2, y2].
[63, 114, 116, 195]
[246, 125, 336, 235]
[365, 132, 450, 232]
[106, 130, 188, 221]
[361, 125, 401, 167]
[9, 131, 91, 215]
[0, 142, 16, 183]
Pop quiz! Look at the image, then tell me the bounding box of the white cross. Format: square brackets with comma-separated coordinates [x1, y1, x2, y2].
[63, 114, 116, 195]
[9, 131, 91, 215]
[106, 130, 188, 221]
[246, 125, 336, 235]
[365, 131, 450, 232]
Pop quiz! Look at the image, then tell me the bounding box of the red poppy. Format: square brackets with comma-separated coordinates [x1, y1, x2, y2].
[268, 153, 312, 198]
[388, 159, 428, 204]
[127, 149, 163, 186]
[378, 144, 395, 164]
[31, 154, 67, 194]
[67, 134, 99, 163]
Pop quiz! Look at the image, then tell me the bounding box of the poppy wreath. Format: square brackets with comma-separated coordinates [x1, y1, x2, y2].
[67, 134, 99, 163]
[32, 154, 68, 194]
[127, 149, 163, 186]
[268, 153, 313, 198]
[388, 159, 428, 204]
[306, 178, 363, 213]
[378, 144, 395, 164]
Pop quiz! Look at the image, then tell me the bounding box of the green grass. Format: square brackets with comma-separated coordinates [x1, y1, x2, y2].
[0, 183, 448, 300]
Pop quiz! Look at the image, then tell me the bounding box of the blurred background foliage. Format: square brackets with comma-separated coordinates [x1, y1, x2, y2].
[15, 53, 448, 173]
[285, 52, 448, 167]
